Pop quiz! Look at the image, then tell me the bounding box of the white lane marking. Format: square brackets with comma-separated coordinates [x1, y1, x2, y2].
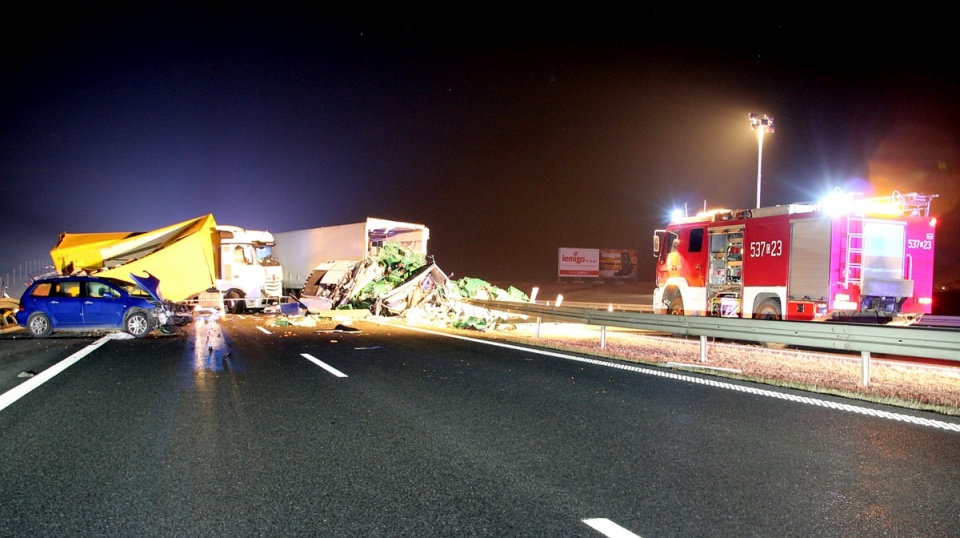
[301, 353, 348, 378]
[583, 518, 643, 538]
[0, 336, 112, 413]
[391, 324, 960, 433]
[257, 326, 271, 334]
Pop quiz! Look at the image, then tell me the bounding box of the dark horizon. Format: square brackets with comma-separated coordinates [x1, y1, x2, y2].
[3, 9, 958, 289]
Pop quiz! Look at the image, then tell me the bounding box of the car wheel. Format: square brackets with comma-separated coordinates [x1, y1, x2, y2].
[224, 290, 245, 314]
[667, 295, 684, 315]
[124, 310, 151, 338]
[27, 312, 53, 338]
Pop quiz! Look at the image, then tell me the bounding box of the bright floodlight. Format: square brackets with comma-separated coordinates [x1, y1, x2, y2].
[819, 188, 849, 216]
[749, 113, 774, 208]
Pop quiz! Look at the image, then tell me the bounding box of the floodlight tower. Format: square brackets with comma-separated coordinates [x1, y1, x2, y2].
[749, 113, 774, 208]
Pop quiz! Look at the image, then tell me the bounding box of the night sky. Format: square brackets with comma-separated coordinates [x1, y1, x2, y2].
[3, 8, 958, 290]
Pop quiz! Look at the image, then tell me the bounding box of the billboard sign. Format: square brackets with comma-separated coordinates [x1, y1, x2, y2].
[599, 248, 638, 279]
[558, 248, 599, 278]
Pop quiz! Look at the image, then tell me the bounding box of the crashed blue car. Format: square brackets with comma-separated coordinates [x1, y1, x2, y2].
[16, 273, 173, 338]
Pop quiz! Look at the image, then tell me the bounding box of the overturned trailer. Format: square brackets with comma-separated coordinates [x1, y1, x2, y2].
[50, 215, 282, 310]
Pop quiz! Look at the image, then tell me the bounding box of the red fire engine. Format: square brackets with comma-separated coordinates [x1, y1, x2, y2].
[652, 190, 938, 323]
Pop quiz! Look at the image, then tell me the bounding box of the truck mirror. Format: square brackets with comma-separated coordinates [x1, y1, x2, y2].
[653, 235, 661, 257]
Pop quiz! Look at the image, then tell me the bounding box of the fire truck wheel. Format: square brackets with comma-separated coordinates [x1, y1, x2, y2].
[667, 295, 684, 315]
[755, 298, 781, 320]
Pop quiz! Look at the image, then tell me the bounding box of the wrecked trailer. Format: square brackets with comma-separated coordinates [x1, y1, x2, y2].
[374, 263, 448, 316]
[275, 218, 429, 297]
[296, 241, 435, 313]
[289, 241, 529, 330]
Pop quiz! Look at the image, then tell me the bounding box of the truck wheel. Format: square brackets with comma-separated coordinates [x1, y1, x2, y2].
[224, 290, 245, 314]
[124, 310, 151, 338]
[667, 295, 685, 315]
[27, 312, 53, 338]
[755, 298, 781, 320]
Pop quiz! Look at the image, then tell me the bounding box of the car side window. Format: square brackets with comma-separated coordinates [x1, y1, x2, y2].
[48, 281, 81, 297]
[62, 282, 81, 297]
[30, 283, 53, 297]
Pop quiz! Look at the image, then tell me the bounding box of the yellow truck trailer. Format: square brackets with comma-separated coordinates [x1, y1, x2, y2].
[50, 215, 282, 311]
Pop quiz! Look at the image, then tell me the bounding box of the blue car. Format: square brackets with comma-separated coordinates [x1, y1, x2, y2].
[16, 273, 172, 338]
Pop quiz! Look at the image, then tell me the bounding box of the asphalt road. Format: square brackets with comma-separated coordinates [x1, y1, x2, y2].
[1, 318, 959, 537]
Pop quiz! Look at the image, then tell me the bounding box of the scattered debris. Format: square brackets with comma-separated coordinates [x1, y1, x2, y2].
[18, 370, 37, 378]
[199, 241, 534, 333]
[106, 332, 135, 340]
[193, 306, 221, 323]
[270, 315, 360, 330]
[316, 324, 362, 334]
[399, 276, 530, 331]
[1, 298, 20, 333]
[285, 241, 530, 330]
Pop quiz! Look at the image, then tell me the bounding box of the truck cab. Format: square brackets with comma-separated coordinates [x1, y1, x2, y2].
[215, 226, 282, 313]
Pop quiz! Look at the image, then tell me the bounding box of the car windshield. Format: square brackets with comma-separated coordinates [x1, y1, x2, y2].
[101, 277, 151, 298]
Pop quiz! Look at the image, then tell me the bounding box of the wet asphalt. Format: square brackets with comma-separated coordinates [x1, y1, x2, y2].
[1, 319, 959, 536]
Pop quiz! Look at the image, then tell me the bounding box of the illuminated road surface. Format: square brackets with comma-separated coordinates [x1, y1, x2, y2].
[1, 319, 958, 537]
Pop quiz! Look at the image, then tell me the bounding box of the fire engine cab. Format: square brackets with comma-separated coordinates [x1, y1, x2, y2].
[652, 190, 937, 323]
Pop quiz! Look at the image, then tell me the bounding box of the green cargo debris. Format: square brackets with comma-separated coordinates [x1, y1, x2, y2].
[449, 277, 529, 302]
[348, 242, 429, 310]
[289, 239, 532, 331]
[452, 316, 488, 330]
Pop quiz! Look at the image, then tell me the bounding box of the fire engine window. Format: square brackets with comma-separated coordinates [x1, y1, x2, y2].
[661, 231, 678, 262]
[689, 228, 705, 253]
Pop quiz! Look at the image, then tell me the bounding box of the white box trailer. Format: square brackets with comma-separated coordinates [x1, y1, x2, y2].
[274, 217, 429, 295]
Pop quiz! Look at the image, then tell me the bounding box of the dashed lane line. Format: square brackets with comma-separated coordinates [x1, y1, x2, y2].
[301, 353, 348, 377]
[583, 518, 643, 538]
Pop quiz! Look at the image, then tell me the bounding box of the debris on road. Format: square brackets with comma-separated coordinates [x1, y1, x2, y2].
[1, 297, 20, 333]
[275, 241, 530, 331]
[317, 324, 362, 334]
[402, 276, 530, 331]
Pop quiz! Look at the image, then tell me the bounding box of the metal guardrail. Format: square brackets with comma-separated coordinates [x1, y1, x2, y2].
[464, 299, 960, 362]
[914, 315, 960, 328]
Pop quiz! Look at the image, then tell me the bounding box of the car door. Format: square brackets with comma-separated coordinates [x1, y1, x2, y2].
[82, 281, 124, 327]
[47, 280, 84, 327]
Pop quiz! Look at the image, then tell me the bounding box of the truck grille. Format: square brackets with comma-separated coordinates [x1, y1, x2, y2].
[264, 276, 282, 297]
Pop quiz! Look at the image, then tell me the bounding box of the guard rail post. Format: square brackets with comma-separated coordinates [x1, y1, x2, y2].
[862, 351, 871, 387]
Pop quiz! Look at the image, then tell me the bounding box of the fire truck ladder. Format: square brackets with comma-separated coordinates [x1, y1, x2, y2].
[843, 213, 864, 289]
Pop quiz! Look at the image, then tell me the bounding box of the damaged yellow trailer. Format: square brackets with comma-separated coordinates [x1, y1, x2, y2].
[50, 215, 282, 312]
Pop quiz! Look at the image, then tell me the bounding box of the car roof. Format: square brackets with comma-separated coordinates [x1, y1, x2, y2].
[30, 275, 126, 287]
[34, 275, 105, 282]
